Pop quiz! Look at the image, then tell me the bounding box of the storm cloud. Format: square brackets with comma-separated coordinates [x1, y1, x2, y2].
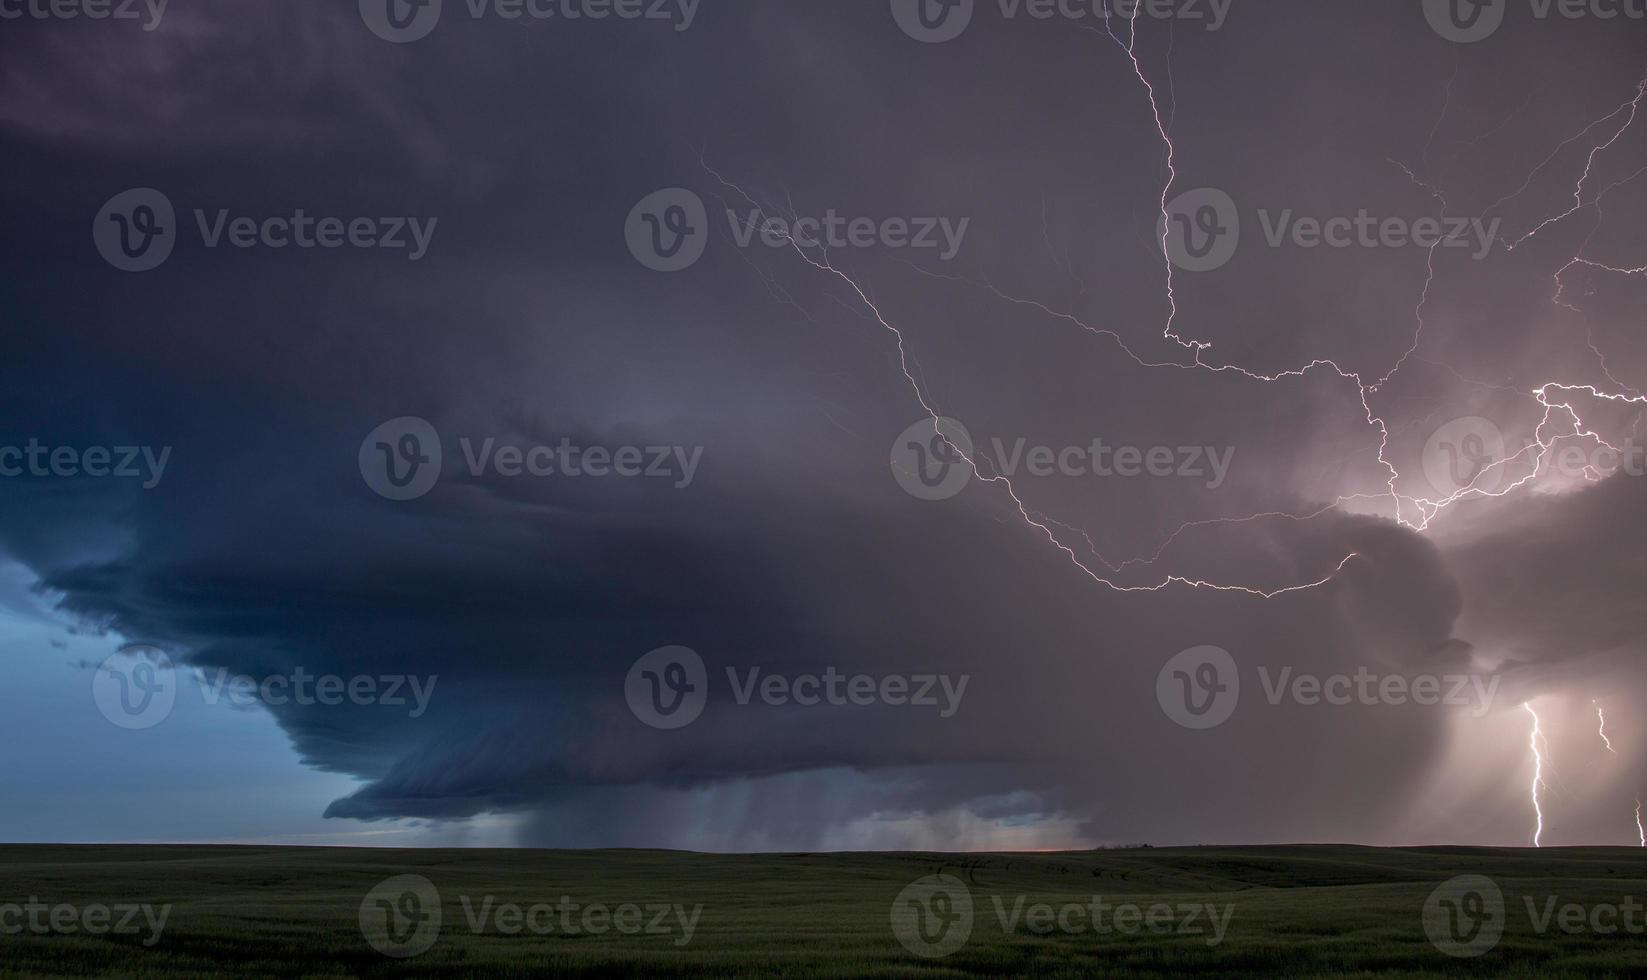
[3, 0, 1645, 848]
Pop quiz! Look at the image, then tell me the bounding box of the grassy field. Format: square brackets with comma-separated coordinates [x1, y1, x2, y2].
[2, 844, 1647, 977]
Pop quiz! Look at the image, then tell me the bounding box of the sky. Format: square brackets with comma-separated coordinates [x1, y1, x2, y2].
[1, 0, 1646, 850]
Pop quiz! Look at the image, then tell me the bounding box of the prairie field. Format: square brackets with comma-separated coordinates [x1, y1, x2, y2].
[2, 844, 1647, 977]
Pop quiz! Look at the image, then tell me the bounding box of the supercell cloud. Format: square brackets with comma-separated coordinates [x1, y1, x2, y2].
[2, 0, 1646, 849]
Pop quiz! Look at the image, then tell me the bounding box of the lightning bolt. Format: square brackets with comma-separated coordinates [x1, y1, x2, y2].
[1083, 10, 1645, 850]
[1526, 702, 1547, 848]
[1596, 700, 1646, 847]
[705, 159, 1358, 597]
[708, 10, 1644, 628]
[1091, 11, 1647, 542]
[1498, 73, 1647, 252]
[699, 9, 1647, 859]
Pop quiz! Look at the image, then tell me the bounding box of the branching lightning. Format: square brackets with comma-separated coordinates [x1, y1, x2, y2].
[704, 160, 1358, 597]
[710, 18, 1647, 855]
[704, 4, 1647, 851]
[1107, 11, 1647, 535]
[1091, 8, 1646, 848]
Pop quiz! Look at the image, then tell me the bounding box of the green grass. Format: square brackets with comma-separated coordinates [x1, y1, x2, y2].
[3, 844, 1647, 977]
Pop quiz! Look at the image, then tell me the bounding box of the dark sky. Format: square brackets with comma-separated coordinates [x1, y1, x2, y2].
[2, 0, 1646, 849]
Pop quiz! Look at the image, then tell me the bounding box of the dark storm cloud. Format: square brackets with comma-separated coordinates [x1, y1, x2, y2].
[3, 1, 1645, 846]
